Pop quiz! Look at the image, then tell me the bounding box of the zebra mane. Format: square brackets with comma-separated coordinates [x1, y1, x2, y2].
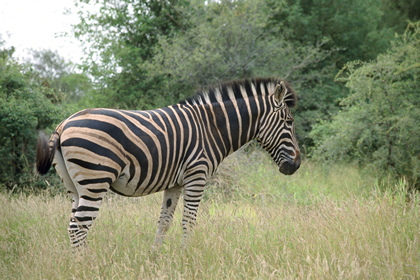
[180, 78, 297, 108]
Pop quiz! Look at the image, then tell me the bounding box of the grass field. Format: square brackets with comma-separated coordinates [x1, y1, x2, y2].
[1, 150, 419, 279]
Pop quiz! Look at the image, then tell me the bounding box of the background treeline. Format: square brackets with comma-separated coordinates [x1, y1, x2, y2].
[0, 0, 419, 191]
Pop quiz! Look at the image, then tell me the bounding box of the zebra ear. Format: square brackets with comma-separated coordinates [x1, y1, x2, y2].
[274, 81, 287, 103]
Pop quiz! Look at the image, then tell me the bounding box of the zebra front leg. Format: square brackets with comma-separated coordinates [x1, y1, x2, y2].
[69, 185, 108, 249]
[182, 182, 206, 247]
[153, 186, 183, 249]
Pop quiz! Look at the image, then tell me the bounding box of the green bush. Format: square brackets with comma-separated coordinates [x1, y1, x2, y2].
[311, 22, 420, 188]
[0, 44, 61, 190]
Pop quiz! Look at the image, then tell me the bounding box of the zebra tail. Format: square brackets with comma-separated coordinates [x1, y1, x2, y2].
[36, 131, 59, 175]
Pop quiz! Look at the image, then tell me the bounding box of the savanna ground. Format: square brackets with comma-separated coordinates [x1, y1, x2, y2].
[1, 148, 419, 279]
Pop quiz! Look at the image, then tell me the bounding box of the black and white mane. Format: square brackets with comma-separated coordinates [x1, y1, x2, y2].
[180, 78, 297, 108]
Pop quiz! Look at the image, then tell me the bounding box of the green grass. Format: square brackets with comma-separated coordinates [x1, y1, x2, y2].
[206, 149, 375, 203]
[1, 150, 419, 279]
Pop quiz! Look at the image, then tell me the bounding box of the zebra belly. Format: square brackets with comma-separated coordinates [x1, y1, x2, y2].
[109, 164, 181, 197]
[110, 178, 178, 197]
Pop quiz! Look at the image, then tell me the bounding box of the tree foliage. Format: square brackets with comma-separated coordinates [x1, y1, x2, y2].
[26, 49, 92, 103]
[146, 0, 331, 104]
[0, 43, 62, 190]
[266, 0, 420, 149]
[73, 0, 191, 109]
[311, 22, 420, 187]
[268, 0, 419, 65]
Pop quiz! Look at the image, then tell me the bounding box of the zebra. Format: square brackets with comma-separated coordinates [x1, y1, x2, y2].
[36, 78, 300, 249]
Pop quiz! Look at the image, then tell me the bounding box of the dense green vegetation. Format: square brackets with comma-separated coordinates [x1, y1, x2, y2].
[312, 22, 420, 186]
[0, 43, 60, 189]
[0, 41, 91, 190]
[0, 0, 419, 191]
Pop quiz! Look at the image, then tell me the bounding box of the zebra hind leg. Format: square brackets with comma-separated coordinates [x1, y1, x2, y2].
[69, 183, 109, 249]
[51, 150, 84, 249]
[152, 186, 183, 249]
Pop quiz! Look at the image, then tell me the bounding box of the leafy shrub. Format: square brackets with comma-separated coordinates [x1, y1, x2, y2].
[311, 22, 420, 188]
[0, 44, 61, 190]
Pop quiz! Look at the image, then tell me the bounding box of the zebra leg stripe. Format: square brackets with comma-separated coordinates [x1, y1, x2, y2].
[68, 185, 108, 248]
[68, 220, 89, 249]
[153, 186, 183, 249]
[181, 179, 206, 246]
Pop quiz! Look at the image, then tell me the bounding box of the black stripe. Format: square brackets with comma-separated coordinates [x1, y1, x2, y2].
[231, 82, 243, 100]
[185, 169, 207, 178]
[255, 80, 263, 95]
[78, 178, 113, 185]
[69, 224, 89, 230]
[87, 188, 108, 193]
[148, 110, 166, 131]
[110, 186, 131, 197]
[263, 82, 270, 96]
[77, 206, 99, 212]
[184, 199, 201, 203]
[208, 88, 218, 103]
[227, 106, 240, 151]
[185, 188, 204, 193]
[127, 157, 136, 184]
[74, 216, 96, 222]
[199, 107, 224, 163]
[211, 106, 230, 155]
[81, 195, 103, 202]
[185, 193, 203, 198]
[244, 80, 253, 97]
[62, 137, 126, 170]
[67, 158, 119, 178]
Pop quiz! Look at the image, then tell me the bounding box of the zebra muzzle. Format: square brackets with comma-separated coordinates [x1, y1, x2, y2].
[279, 155, 300, 175]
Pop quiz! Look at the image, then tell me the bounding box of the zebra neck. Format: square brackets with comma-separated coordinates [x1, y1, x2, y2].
[198, 95, 266, 157]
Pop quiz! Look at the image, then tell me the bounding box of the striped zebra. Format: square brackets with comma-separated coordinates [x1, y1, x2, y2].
[36, 78, 300, 249]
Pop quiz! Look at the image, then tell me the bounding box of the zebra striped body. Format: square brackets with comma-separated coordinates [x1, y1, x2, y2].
[37, 78, 300, 248]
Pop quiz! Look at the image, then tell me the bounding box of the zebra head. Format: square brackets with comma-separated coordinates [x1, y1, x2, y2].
[257, 81, 300, 175]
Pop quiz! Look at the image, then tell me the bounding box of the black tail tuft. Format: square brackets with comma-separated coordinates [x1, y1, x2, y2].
[36, 131, 56, 175]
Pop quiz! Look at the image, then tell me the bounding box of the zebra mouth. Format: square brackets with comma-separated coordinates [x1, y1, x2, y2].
[279, 157, 300, 175]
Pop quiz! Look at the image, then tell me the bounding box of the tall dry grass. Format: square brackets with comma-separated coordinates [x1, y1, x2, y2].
[1, 150, 419, 279]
